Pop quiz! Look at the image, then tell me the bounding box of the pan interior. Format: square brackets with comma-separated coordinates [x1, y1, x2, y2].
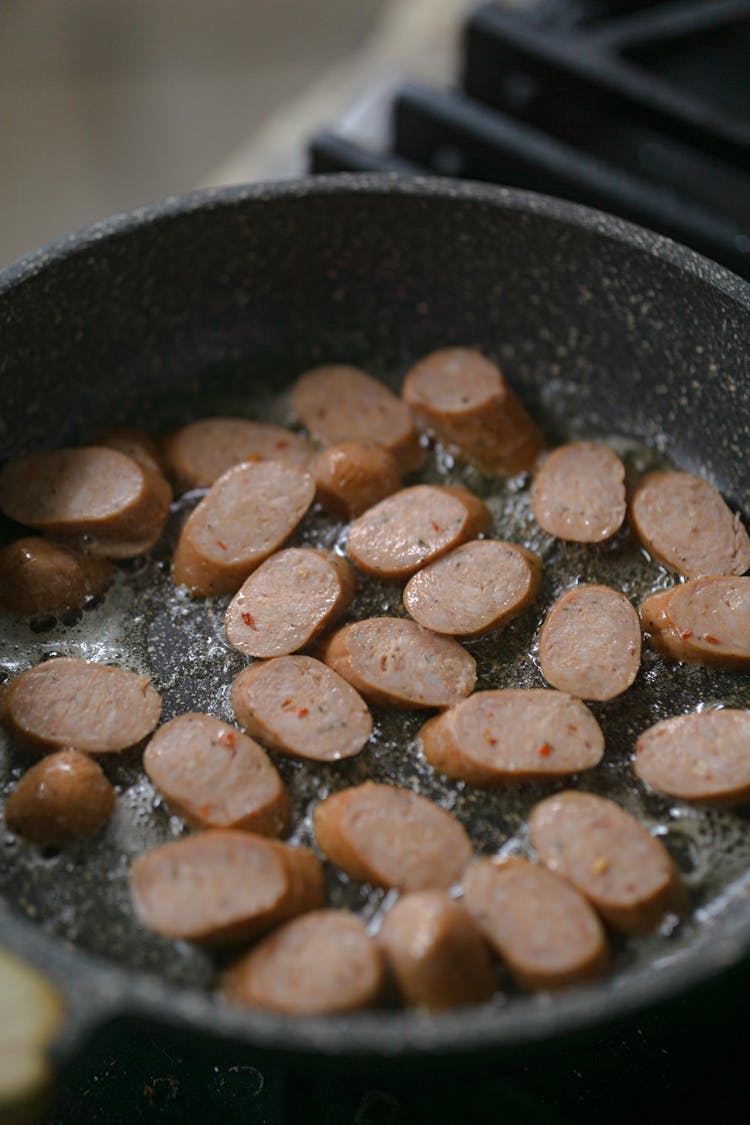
[2, 370, 750, 1013]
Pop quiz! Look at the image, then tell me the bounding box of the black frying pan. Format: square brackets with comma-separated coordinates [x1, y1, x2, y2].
[1, 175, 750, 1079]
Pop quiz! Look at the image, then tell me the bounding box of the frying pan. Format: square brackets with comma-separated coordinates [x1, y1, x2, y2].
[1, 174, 750, 1081]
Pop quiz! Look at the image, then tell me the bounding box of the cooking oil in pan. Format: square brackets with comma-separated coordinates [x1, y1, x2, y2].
[2, 397, 750, 1000]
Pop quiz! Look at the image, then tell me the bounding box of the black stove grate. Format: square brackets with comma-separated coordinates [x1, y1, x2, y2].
[310, 0, 750, 279]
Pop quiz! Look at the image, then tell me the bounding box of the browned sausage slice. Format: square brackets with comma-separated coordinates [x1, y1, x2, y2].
[143, 713, 289, 836]
[463, 857, 608, 990]
[0, 447, 171, 558]
[171, 461, 315, 596]
[403, 539, 541, 637]
[531, 443, 626, 542]
[0, 538, 111, 617]
[346, 485, 491, 580]
[419, 689, 603, 786]
[539, 584, 641, 701]
[160, 417, 313, 492]
[321, 618, 476, 709]
[292, 365, 424, 473]
[231, 656, 372, 762]
[313, 782, 473, 891]
[377, 891, 494, 1009]
[529, 791, 684, 934]
[223, 910, 384, 1015]
[97, 427, 165, 476]
[402, 347, 543, 474]
[311, 440, 402, 519]
[5, 749, 116, 846]
[1, 658, 161, 755]
[635, 709, 750, 806]
[225, 548, 355, 658]
[630, 471, 750, 578]
[641, 577, 750, 668]
[130, 830, 324, 945]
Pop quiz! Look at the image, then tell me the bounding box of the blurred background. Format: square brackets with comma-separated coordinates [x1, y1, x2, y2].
[0, 0, 479, 267]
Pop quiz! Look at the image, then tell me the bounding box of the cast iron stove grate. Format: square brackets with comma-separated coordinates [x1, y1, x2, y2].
[310, 0, 750, 280]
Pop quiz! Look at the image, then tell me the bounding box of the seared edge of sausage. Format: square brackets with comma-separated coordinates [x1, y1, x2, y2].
[5, 749, 116, 847]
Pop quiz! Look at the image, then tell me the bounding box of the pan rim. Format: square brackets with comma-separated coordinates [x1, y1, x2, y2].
[2, 172, 750, 1061]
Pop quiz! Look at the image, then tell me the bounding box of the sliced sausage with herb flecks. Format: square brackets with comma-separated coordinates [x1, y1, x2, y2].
[292, 365, 424, 473]
[0, 658, 161, 755]
[635, 709, 750, 806]
[225, 548, 355, 658]
[529, 791, 684, 934]
[346, 485, 491, 581]
[641, 576, 750, 669]
[0, 538, 112, 618]
[311, 440, 402, 520]
[224, 910, 384, 1015]
[0, 447, 171, 558]
[231, 656, 372, 762]
[403, 539, 541, 637]
[321, 617, 476, 709]
[377, 892, 494, 1010]
[143, 713, 289, 836]
[171, 461, 315, 597]
[630, 470, 750, 578]
[539, 584, 641, 701]
[5, 750, 116, 847]
[419, 689, 603, 787]
[463, 857, 609, 990]
[161, 417, 313, 492]
[130, 830, 324, 946]
[531, 442, 626, 543]
[402, 347, 543, 474]
[314, 782, 473, 892]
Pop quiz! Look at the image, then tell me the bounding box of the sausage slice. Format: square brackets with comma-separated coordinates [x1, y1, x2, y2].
[171, 461, 315, 596]
[130, 830, 324, 945]
[377, 892, 494, 1009]
[97, 427, 165, 476]
[529, 791, 684, 934]
[313, 782, 473, 891]
[224, 909, 382, 1017]
[419, 689, 603, 787]
[402, 347, 543, 474]
[160, 417, 313, 492]
[224, 910, 384, 1015]
[531, 442, 626, 542]
[311, 440, 402, 520]
[641, 576, 750, 668]
[143, 713, 289, 836]
[321, 617, 476, 709]
[346, 485, 491, 580]
[5, 749, 115, 847]
[630, 471, 750, 578]
[292, 365, 424, 473]
[463, 858, 608, 990]
[0, 447, 171, 558]
[1, 657, 161, 755]
[0, 538, 111, 617]
[635, 709, 750, 806]
[225, 548, 355, 658]
[231, 656, 372, 762]
[403, 539, 541, 637]
[539, 584, 641, 701]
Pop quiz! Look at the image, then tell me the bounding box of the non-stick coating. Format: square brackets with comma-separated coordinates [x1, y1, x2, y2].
[1, 175, 750, 1064]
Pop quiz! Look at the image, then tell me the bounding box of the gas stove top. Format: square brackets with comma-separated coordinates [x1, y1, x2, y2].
[311, 0, 750, 280]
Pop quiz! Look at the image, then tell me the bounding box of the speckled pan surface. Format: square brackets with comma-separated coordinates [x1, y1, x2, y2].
[1, 174, 750, 1063]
